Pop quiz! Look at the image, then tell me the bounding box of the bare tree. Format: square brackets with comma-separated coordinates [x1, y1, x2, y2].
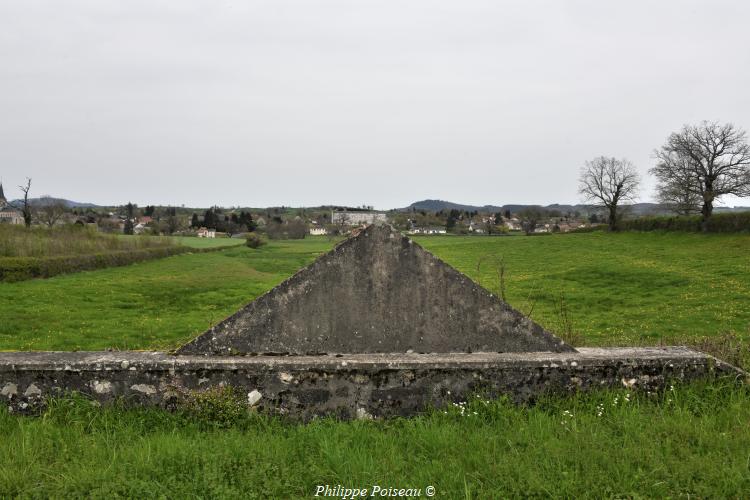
[35, 196, 68, 227]
[518, 206, 547, 235]
[579, 157, 639, 231]
[334, 211, 351, 235]
[17, 178, 33, 228]
[652, 121, 750, 229]
[165, 214, 183, 235]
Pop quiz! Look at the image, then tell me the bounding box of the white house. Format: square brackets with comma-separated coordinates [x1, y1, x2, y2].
[309, 227, 327, 236]
[409, 227, 446, 235]
[504, 218, 522, 231]
[197, 227, 216, 238]
[468, 221, 484, 234]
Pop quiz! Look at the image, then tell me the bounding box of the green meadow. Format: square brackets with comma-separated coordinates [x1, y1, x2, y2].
[0, 237, 335, 351]
[2, 231, 749, 498]
[2, 381, 749, 498]
[169, 235, 245, 249]
[415, 232, 750, 347]
[1, 232, 749, 351]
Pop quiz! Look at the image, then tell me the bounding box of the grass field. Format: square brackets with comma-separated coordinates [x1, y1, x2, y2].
[169, 235, 245, 248]
[0, 237, 335, 351]
[2, 231, 750, 497]
[2, 381, 748, 498]
[415, 232, 750, 347]
[2, 232, 748, 351]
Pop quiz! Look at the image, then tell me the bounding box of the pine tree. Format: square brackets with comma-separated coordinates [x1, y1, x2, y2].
[203, 209, 216, 229]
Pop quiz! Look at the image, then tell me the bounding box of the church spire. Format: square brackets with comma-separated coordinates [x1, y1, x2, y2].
[0, 182, 5, 203]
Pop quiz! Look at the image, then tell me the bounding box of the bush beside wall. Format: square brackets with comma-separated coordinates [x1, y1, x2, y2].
[0, 244, 237, 282]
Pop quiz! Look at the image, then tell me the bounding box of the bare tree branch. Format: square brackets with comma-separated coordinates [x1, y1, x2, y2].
[17, 178, 32, 228]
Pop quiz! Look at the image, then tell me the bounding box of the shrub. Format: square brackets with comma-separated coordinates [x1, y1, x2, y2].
[245, 233, 267, 249]
[678, 332, 750, 371]
[568, 225, 605, 234]
[179, 386, 251, 429]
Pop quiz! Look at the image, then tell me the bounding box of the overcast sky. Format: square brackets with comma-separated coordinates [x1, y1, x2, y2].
[1, 1, 749, 209]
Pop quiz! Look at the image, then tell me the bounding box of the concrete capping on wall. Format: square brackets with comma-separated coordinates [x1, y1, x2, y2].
[1, 347, 746, 419]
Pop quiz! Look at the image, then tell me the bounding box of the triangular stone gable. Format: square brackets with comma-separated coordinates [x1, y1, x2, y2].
[177, 225, 576, 355]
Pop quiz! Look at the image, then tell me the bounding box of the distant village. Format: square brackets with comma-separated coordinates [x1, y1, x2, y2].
[1, 182, 599, 239]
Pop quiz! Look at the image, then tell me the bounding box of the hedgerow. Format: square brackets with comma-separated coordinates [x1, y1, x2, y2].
[0, 244, 237, 282]
[620, 211, 750, 232]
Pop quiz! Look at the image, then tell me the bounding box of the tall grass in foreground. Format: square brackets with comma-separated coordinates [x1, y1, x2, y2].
[1, 381, 748, 498]
[0, 224, 174, 258]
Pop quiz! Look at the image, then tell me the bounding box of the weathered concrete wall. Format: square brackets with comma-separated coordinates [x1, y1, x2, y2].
[178, 225, 575, 355]
[1, 348, 745, 419]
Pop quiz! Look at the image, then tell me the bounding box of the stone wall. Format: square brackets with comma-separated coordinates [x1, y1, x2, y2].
[1, 348, 745, 420]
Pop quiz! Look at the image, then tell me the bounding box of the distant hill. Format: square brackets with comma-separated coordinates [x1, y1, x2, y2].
[11, 197, 100, 209]
[403, 199, 677, 216]
[403, 199, 599, 214]
[402, 199, 501, 213]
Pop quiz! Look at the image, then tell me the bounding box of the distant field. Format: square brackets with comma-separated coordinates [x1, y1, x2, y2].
[1, 232, 749, 351]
